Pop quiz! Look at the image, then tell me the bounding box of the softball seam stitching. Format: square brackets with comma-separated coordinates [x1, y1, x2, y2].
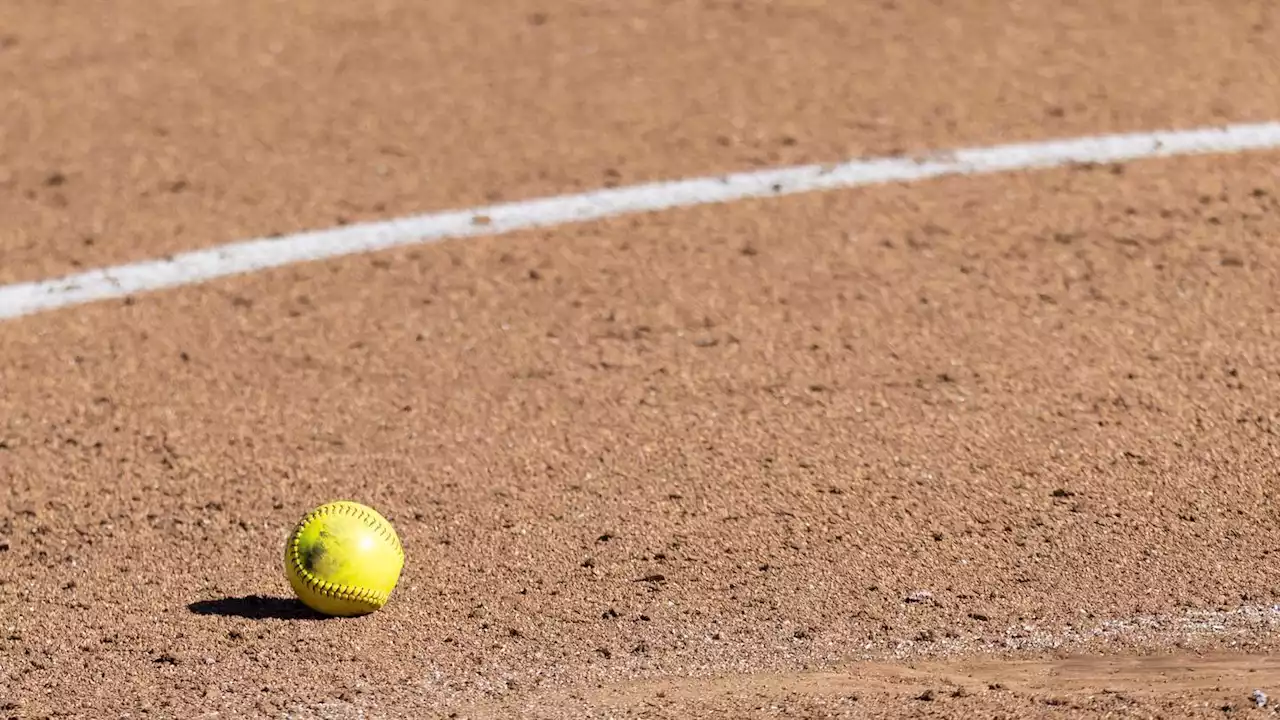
[288, 502, 404, 609]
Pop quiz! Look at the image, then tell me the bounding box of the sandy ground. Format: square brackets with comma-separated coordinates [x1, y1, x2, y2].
[3, 0, 1279, 283]
[4, 1, 1280, 719]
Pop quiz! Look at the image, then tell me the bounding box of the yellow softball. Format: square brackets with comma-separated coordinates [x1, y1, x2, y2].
[283, 500, 405, 617]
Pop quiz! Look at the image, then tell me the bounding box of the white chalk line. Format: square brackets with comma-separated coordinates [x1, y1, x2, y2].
[4, 121, 1280, 321]
[407, 602, 1280, 713]
[886, 602, 1280, 660]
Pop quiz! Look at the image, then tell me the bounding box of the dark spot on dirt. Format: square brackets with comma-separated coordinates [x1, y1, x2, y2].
[916, 689, 935, 701]
[1051, 488, 1074, 498]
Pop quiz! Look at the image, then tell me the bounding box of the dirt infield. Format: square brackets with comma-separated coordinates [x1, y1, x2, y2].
[4, 0, 1279, 284]
[5, 1, 1280, 719]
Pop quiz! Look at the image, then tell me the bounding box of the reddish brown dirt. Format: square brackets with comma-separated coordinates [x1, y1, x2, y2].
[5, 1, 1280, 720]
[6, 150, 1280, 717]
[2, 0, 1279, 283]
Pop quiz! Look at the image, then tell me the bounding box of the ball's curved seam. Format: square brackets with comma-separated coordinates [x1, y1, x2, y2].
[286, 501, 404, 610]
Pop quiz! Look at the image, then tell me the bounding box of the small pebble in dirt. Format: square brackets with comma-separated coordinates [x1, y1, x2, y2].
[1252, 689, 1267, 708]
[905, 590, 933, 604]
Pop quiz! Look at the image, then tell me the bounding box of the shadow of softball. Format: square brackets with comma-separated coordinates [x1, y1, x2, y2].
[187, 595, 329, 620]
